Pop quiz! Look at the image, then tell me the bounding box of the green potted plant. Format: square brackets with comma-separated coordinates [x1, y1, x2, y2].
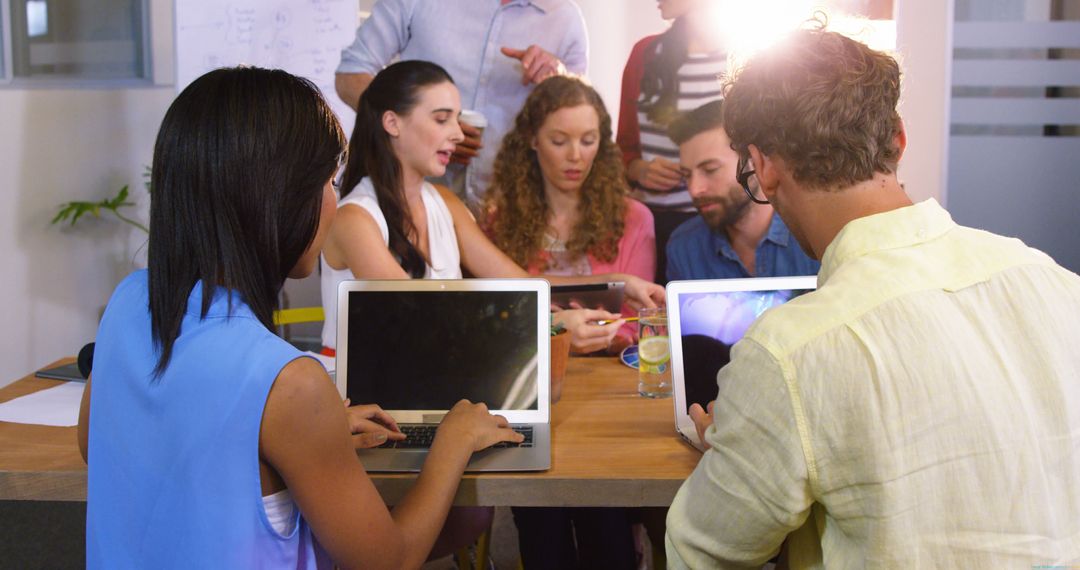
[51, 167, 151, 234]
[51, 185, 148, 234]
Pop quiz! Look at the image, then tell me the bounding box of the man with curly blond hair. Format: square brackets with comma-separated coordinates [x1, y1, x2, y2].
[666, 23, 1080, 569]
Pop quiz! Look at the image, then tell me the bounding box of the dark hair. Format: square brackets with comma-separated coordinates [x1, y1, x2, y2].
[487, 76, 628, 268]
[722, 19, 902, 190]
[148, 67, 346, 375]
[638, 17, 690, 126]
[339, 60, 455, 278]
[667, 99, 725, 146]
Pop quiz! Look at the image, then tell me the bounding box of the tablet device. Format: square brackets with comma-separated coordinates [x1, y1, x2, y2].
[668, 276, 817, 451]
[550, 282, 624, 313]
[35, 362, 87, 382]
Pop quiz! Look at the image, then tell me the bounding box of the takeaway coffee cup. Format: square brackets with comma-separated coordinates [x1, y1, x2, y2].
[459, 109, 487, 140]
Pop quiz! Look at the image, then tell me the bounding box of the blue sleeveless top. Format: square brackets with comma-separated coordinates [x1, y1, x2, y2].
[87, 270, 327, 569]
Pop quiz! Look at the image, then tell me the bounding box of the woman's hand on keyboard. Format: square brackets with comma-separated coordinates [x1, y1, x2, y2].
[438, 399, 525, 452]
[344, 400, 406, 449]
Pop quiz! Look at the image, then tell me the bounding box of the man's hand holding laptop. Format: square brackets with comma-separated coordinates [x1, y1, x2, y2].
[690, 401, 715, 452]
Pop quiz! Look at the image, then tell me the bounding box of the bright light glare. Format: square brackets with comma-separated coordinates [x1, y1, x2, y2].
[706, 1, 898, 69]
[708, 0, 816, 63]
[832, 16, 896, 52]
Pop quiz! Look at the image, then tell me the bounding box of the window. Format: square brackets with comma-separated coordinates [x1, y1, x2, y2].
[0, 5, 8, 77]
[2, 0, 151, 83]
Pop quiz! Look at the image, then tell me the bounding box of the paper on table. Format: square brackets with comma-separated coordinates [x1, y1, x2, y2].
[0, 382, 85, 427]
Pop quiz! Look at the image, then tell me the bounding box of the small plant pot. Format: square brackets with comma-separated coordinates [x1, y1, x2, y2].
[550, 330, 571, 403]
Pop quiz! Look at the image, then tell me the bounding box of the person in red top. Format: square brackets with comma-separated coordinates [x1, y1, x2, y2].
[617, 0, 728, 282]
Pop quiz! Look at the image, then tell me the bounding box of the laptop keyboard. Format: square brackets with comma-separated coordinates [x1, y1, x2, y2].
[381, 425, 534, 449]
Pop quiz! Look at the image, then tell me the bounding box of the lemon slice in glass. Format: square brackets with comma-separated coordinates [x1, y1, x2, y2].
[638, 336, 670, 365]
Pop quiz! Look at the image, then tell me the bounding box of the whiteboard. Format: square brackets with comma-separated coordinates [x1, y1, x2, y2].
[174, 0, 362, 135]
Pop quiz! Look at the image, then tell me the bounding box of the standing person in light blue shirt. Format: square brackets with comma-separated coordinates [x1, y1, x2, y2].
[665, 100, 820, 281]
[334, 0, 589, 210]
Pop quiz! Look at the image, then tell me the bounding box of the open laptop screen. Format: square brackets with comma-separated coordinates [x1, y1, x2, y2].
[676, 287, 812, 413]
[344, 290, 540, 411]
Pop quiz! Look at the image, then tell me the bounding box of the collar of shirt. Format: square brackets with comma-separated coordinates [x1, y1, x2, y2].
[503, 0, 556, 12]
[819, 198, 955, 285]
[186, 281, 254, 320]
[711, 211, 790, 260]
[764, 212, 791, 247]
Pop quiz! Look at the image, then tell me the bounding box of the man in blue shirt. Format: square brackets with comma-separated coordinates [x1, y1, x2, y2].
[666, 100, 819, 281]
[334, 0, 588, 211]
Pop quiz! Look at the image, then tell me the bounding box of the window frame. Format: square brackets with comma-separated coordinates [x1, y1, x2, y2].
[0, 0, 12, 82]
[0, 0, 160, 88]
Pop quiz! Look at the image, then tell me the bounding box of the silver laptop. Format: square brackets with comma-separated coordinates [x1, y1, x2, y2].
[668, 276, 817, 451]
[335, 279, 552, 472]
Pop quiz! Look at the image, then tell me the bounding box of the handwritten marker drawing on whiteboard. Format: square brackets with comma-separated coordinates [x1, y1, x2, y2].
[176, 0, 363, 136]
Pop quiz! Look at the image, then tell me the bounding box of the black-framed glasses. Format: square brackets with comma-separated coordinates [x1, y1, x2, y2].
[737, 154, 769, 205]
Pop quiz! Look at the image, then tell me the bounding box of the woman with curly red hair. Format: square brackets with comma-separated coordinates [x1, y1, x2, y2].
[486, 76, 656, 356]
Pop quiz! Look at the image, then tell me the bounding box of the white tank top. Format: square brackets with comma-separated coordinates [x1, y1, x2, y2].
[262, 489, 296, 536]
[320, 177, 462, 349]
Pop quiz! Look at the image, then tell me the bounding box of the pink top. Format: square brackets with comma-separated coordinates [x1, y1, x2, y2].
[525, 198, 656, 344]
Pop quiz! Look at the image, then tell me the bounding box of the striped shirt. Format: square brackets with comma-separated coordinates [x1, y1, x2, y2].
[633, 51, 726, 211]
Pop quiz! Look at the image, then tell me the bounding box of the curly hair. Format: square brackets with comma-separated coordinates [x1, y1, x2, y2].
[722, 17, 902, 190]
[486, 76, 629, 270]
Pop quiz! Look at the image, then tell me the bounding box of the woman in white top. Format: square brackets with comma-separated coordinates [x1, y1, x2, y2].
[320, 61, 664, 561]
[321, 61, 665, 355]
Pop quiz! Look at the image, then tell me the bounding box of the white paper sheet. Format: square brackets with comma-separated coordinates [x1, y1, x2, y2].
[0, 382, 85, 427]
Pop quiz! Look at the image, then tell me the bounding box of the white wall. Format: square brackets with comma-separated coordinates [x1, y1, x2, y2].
[576, 0, 667, 125]
[0, 0, 174, 386]
[895, 0, 954, 204]
[0, 88, 174, 386]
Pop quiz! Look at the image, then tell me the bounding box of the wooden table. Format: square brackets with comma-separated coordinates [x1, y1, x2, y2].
[0, 358, 701, 506]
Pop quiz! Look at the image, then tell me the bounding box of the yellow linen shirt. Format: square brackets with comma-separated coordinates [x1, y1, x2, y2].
[666, 199, 1080, 568]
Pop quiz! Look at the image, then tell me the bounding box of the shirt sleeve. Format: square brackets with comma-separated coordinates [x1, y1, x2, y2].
[616, 200, 656, 281]
[336, 0, 413, 75]
[559, 2, 589, 75]
[615, 201, 655, 338]
[616, 36, 654, 168]
[665, 338, 815, 569]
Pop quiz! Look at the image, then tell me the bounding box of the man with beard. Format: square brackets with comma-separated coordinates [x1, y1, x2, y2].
[664, 99, 819, 281]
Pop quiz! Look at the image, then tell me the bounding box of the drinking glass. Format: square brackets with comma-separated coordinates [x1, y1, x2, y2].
[637, 307, 671, 398]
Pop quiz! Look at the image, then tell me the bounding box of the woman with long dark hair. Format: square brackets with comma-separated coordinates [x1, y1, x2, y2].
[77, 67, 521, 569]
[320, 60, 665, 356]
[617, 0, 728, 282]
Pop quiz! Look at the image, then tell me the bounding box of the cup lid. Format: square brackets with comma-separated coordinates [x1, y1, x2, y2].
[459, 109, 488, 128]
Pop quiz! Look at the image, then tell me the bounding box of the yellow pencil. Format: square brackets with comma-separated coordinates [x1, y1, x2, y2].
[595, 316, 639, 326]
